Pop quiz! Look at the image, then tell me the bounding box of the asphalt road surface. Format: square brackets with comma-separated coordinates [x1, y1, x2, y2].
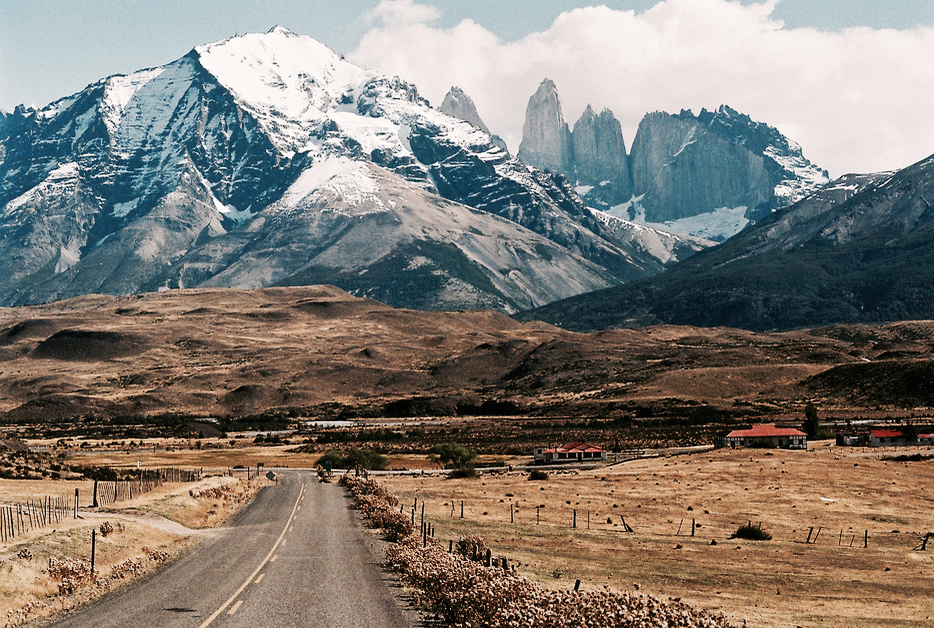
[47, 472, 414, 628]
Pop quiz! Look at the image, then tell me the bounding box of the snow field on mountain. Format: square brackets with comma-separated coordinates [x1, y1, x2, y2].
[196, 27, 373, 155]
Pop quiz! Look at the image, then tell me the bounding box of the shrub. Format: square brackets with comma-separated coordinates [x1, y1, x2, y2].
[318, 449, 388, 470]
[730, 523, 772, 541]
[428, 442, 476, 470]
[529, 470, 549, 481]
[449, 467, 478, 479]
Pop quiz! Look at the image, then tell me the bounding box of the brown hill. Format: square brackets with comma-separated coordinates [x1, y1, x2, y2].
[0, 286, 931, 428]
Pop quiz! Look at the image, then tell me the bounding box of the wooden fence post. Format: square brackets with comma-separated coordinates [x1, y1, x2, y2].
[691, 518, 696, 537]
[92, 480, 99, 508]
[460, 500, 464, 518]
[573, 509, 577, 529]
[864, 530, 868, 548]
[90, 529, 96, 574]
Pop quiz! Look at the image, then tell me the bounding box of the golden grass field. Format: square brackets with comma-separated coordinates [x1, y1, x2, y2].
[378, 442, 934, 628]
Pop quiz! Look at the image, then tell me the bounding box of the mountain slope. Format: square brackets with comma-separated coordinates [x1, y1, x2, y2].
[523, 154, 934, 331]
[0, 28, 675, 311]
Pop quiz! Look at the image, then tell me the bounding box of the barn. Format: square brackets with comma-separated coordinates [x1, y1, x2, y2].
[721, 425, 807, 450]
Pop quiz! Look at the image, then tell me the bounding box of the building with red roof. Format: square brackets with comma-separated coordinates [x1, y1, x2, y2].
[534, 442, 607, 464]
[721, 424, 807, 450]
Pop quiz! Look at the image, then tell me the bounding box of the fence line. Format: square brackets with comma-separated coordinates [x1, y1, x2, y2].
[0, 467, 201, 544]
[0, 495, 71, 543]
[93, 467, 200, 508]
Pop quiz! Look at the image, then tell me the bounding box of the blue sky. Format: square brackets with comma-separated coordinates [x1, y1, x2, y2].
[2, 0, 931, 112]
[1, 1, 933, 174]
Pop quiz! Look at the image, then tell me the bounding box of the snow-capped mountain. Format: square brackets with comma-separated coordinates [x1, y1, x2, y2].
[0, 27, 692, 312]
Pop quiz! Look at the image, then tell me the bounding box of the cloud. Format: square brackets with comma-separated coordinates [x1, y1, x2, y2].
[366, 0, 442, 28]
[351, 0, 934, 176]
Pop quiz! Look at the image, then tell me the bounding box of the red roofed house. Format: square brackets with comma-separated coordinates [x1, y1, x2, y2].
[869, 429, 910, 447]
[721, 424, 807, 450]
[535, 442, 607, 464]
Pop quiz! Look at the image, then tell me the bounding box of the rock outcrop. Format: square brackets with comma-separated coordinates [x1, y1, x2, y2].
[438, 86, 507, 151]
[517, 80, 828, 241]
[439, 86, 490, 134]
[572, 105, 633, 207]
[629, 106, 828, 224]
[517, 79, 573, 175]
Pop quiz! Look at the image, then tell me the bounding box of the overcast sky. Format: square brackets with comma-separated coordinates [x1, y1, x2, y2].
[2, 0, 933, 176]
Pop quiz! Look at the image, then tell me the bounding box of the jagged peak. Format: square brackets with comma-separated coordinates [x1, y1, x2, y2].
[266, 25, 296, 36]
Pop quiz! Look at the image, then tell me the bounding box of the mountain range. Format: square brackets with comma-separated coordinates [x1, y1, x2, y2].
[2, 26, 928, 333]
[0, 27, 710, 313]
[525, 153, 934, 331]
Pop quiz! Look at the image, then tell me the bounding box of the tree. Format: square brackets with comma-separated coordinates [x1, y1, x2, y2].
[428, 442, 476, 470]
[803, 403, 820, 439]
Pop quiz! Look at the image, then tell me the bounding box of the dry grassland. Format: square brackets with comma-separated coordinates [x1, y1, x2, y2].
[0, 474, 262, 626]
[58, 439, 323, 470]
[380, 444, 934, 628]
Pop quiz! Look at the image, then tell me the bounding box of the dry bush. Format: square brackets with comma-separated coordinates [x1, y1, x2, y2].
[454, 534, 487, 558]
[98, 521, 114, 537]
[142, 546, 169, 562]
[5, 600, 50, 628]
[47, 558, 95, 595]
[16, 548, 32, 562]
[340, 475, 413, 541]
[107, 558, 143, 581]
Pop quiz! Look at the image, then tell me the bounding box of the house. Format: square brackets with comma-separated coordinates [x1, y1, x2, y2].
[720, 424, 807, 450]
[535, 442, 607, 464]
[869, 428, 904, 446]
[868, 428, 913, 447]
[919, 434, 934, 446]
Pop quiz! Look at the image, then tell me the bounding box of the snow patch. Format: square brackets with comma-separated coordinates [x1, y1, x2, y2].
[279, 157, 380, 210]
[101, 68, 165, 136]
[113, 199, 139, 218]
[618, 200, 749, 242]
[4, 162, 81, 214]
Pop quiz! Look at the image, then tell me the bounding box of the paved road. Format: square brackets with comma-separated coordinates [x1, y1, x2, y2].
[48, 472, 413, 628]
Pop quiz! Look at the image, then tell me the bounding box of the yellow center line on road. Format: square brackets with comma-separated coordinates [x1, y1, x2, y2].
[254, 573, 265, 584]
[270, 554, 279, 563]
[196, 481, 306, 628]
[227, 601, 243, 616]
[281, 539, 287, 547]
